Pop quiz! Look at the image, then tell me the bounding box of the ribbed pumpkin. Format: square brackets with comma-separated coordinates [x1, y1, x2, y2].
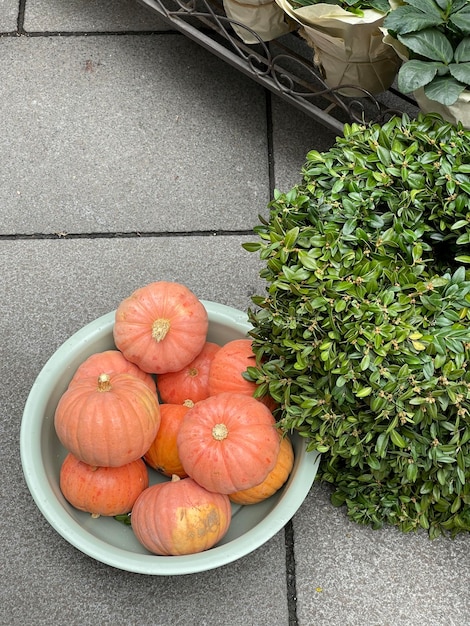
[229, 435, 294, 505]
[143, 402, 192, 478]
[113, 281, 208, 374]
[177, 392, 280, 494]
[131, 475, 231, 555]
[54, 372, 160, 467]
[68, 349, 156, 393]
[157, 341, 220, 404]
[208, 338, 277, 410]
[60, 453, 148, 517]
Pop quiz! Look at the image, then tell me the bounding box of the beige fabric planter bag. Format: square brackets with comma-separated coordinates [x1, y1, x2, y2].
[275, 2, 400, 96]
[223, 0, 295, 44]
[413, 89, 470, 129]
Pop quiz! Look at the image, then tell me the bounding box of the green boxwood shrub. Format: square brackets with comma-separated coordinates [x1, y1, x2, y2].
[243, 113, 470, 538]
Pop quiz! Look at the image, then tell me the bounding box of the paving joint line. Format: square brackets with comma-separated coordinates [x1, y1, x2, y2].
[0, 29, 181, 37]
[285, 520, 299, 626]
[0, 230, 256, 240]
[265, 89, 276, 201]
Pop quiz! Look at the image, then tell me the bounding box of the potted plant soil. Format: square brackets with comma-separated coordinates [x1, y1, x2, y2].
[274, 0, 401, 95]
[382, 0, 470, 127]
[243, 112, 470, 539]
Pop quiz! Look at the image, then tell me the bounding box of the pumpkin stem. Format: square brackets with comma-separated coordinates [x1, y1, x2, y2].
[212, 423, 228, 441]
[171, 474, 181, 482]
[152, 318, 171, 342]
[183, 399, 195, 408]
[97, 373, 112, 392]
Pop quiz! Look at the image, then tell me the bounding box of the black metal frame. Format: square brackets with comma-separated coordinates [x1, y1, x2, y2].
[137, 0, 417, 133]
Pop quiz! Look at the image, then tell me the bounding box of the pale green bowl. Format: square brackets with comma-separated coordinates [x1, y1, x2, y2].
[20, 301, 320, 575]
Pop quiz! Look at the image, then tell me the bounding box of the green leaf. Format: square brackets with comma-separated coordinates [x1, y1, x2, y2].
[376, 432, 389, 458]
[360, 353, 371, 371]
[422, 75, 467, 104]
[242, 242, 261, 252]
[454, 39, 470, 63]
[450, 496, 462, 514]
[370, 0, 391, 12]
[451, 220, 469, 230]
[330, 491, 346, 507]
[390, 429, 407, 448]
[384, 6, 443, 34]
[376, 145, 391, 166]
[284, 226, 300, 249]
[406, 462, 418, 482]
[355, 386, 372, 398]
[405, 0, 444, 17]
[435, 455, 456, 464]
[398, 29, 454, 64]
[449, 62, 470, 87]
[298, 250, 319, 270]
[397, 60, 441, 93]
[451, 7, 470, 35]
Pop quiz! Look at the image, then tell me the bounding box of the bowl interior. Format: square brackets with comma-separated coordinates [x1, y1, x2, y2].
[21, 301, 320, 575]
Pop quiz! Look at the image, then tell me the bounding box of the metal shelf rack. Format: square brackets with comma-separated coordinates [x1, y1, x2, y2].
[137, 0, 418, 133]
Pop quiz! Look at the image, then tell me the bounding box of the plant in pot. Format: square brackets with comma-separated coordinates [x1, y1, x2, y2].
[274, 0, 401, 96]
[382, 0, 470, 127]
[222, 0, 295, 45]
[243, 112, 470, 539]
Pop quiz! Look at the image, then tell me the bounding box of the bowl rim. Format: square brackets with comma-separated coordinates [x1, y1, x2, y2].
[20, 301, 320, 575]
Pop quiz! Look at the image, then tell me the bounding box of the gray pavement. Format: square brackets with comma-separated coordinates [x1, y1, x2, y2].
[1, 2, 468, 625]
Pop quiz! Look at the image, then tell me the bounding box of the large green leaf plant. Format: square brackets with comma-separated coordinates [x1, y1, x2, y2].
[383, 0, 470, 105]
[289, 0, 390, 15]
[243, 113, 470, 538]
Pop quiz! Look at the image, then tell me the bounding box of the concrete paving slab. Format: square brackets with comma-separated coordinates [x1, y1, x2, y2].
[271, 96, 337, 194]
[24, 0, 167, 32]
[0, 236, 289, 626]
[293, 482, 470, 626]
[0, 0, 18, 31]
[0, 34, 269, 235]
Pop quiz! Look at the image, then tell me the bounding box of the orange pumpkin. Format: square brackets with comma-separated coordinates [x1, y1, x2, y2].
[229, 435, 294, 505]
[208, 338, 277, 410]
[177, 392, 280, 494]
[54, 372, 160, 467]
[156, 342, 220, 404]
[68, 349, 156, 393]
[143, 402, 192, 478]
[60, 453, 148, 517]
[131, 475, 231, 555]
[113, 281, 208, 374]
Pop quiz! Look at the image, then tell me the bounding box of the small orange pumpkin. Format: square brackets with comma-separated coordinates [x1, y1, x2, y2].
[60, 453, 149, 517]
[208, 338, 277, 410]
[54, 372, 160, 467]
[177, 392, 280, 494]
[131, 475, 231, 555]
[68, 349, 156, 393]
[143, 402, 192, 478]
[113, 281, 208, 374]
[156, 342, 220, 404]
[229, 435, 294, 505]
